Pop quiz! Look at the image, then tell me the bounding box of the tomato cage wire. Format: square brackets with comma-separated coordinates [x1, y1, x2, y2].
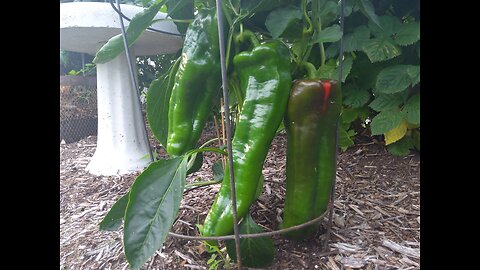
[113, 0, 345, 269]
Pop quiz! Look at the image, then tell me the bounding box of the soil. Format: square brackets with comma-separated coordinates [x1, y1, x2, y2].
[60, 123, 420, 270]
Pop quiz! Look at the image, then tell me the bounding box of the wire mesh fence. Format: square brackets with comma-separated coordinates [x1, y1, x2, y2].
[60, 76, 98, 144]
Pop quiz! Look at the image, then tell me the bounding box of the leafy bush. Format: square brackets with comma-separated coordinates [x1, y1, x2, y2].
[327, 0, 420, 155]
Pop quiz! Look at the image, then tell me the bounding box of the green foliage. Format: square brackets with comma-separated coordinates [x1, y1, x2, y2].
[225, 214, 275, 268]
[376, 65, 418, 94]
[203, 241, 229, 270]
[387, 135, 414, 156]
[370, 109, 404, 135]
[146, 57, 180, 147]
[265, 5, 302, 38]
[212, 160, 224, 181]
[165, 0, 194, 34]
[313, 24, 343, 43]
[321, 0, 420, 155]
[99, 1, 420, 268]
[93, 0, 166, 64]
[123, 157, 187, 270]
[99, 193, 129, 231]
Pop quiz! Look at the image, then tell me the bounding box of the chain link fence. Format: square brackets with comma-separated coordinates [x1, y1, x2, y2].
[60, 76, 98, 143]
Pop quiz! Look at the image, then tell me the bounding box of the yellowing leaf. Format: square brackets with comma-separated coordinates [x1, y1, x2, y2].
[384, 120, 408, 145]
[406, 122, 420, 129]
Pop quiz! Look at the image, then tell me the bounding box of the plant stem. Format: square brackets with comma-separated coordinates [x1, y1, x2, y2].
[151, 18, 192, 24]
[185, 179, 222, 189]
[302, 0, 313, 34]
[302, 62, 318, 79]
[200, 137, 222, 148]
[186, 147, 228, 157]
[236, 29, 259, 48]
[311, 0, 325, 67]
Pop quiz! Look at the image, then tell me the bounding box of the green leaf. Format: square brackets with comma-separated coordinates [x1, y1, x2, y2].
[317, 59, 338, 80]
[324, 42, 339, 59]
[404, 93, 420, 125]
[146, 57, 180, 147]
[344, 0, 356, 17]
[320, 0, 340, 26]
[186, 152, 203, 175]
[343, 25, 371, 52]
[314, 24, 343, 44]
[368, 15, 402, 38]
[387, 135, 414, 156]
[395, 21, 420, 46]
[362, 37, 402, 62]
[340, 56, 354, 82]
[376, 65, 412, 94]
[93, 0, 165, 64]
[265, 5, 302, 38]
[225, 214, 274, 268]
[343, 85, 370, 108]
[124, 157, 187, 270]
[212, 160, 224, 181]
[165, 0, 193, 34]
[341, 106, 370, 126]
[338, 127, 355, 151]
[341, 107, 360, 124]
[348, 53, 384, 90]
[317, 57, 353, 82]
[369, 93, 404, 111]
[407, 65, 420, 86]
[99, 193, 129, 231]
[356, 0, 382, 29]
[370, 109, 404, 135]
[384, 119, 408, 145]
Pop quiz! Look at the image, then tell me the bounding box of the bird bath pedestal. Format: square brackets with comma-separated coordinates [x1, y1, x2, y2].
[60, 2, 182, 175]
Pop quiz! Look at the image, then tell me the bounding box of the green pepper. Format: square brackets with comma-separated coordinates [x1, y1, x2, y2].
[201, 33, 292, 237]
[281, 78, 341, 239]
[167, 7, 221, 157]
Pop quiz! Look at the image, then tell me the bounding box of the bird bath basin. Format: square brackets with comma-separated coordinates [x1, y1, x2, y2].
[60, 2, 183, 175]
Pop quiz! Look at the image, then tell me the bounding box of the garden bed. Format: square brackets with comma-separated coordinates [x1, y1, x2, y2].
[60, 125, 420, 270]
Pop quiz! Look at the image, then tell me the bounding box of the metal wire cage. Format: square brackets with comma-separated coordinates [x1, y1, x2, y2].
[60, 76, 98, 143]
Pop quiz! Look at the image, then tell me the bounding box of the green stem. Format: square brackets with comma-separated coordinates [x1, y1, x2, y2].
[312, 0, 325, 67]
[151, 18, 193, 24]
[185, 179, 222, 189]
[236, 29, 260, 48]
[226, 0, 239, 16]
[200, 137, 222, 148]
[302, 0, 313, 34]
[301, 62, 318, 79]
[186, 147, 228, 157]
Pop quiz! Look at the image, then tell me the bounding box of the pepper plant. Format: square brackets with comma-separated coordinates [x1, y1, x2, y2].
[93, 0, 419, 269]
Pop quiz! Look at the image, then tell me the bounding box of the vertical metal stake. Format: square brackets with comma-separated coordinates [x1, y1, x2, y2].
[115, 0, 154, 163]
[214, 0, 243, 269]
[323, 0, 346, 252]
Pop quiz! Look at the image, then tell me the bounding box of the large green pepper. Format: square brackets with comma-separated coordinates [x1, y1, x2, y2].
[281, 79, 341, 239]
[167, 7, 221, 157]
[201, 35, 292, 237]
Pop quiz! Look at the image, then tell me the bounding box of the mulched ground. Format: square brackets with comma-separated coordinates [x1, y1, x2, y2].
[60, 124, 420, 270]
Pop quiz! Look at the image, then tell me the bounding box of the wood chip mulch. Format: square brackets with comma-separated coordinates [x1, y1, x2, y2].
[60, 129, 420, 270]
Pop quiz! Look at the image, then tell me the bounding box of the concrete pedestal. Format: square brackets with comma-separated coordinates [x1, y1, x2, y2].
[60, 2, 183, 175]
[85, 50, 151, 175]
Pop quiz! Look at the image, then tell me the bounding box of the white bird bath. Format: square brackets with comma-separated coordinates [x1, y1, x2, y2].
[60, 2, 183, 176]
